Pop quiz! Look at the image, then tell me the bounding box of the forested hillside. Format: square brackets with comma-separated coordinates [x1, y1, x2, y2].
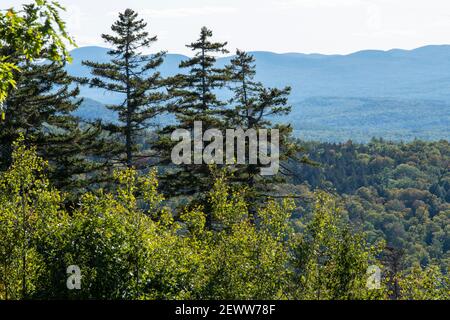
[0, 1, 449, 301]
[287, 139, 450, 271]
[1, 136, 448, 300]
[70, 46, 450, 142]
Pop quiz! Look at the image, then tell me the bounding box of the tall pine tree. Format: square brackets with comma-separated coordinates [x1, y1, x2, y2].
[0, 60, 114, 194]
[225, 50, 312, 219]
[80, 9, 166, 168]
[0, 1, 118, 196]
[157, 27, 229, 198]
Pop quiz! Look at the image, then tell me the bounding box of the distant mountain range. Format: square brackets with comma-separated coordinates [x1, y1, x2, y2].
[67, 45, 450, 142]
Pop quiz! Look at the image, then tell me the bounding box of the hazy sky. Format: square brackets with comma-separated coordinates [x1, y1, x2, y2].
[3, 0, 450, 55]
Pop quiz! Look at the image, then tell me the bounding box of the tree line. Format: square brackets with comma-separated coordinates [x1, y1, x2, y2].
[290, 139, 449, 277]
[1, 6, 302, 204]
[1, 136, 448, 299]
[0, 2, 448, 300]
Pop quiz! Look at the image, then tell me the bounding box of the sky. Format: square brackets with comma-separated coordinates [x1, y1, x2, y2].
[3, 0, 450, 55]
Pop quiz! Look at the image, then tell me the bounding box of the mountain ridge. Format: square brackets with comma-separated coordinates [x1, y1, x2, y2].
[69, 45, 450, 142]
[69, 44, 450, 58]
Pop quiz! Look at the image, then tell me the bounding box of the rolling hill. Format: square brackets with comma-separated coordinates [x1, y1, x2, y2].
[68, 45, 450, 142]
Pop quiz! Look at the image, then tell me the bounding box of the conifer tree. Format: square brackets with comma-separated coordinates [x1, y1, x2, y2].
[80, 9, 165, 167]
[80, 9, 166, 168]
[0, 1, 116, 195]
[225, 50, 311, 218]
[226, 50, 290, 185]
[0, 61, 115, 193]
[157, 27, 229, 198]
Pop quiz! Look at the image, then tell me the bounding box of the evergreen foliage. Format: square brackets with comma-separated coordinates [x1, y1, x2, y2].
[156, 27, 229, 198]
[79, 9, 166, 168]
[0, 61, 114, 193]
[0, 2, 448, 301]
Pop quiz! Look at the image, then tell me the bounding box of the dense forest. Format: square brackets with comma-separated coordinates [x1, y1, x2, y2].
[0, 1, 448, 300]
[289, 139, 450, 270]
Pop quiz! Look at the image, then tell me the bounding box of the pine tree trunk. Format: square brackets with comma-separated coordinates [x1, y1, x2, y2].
[125, 28, 133, 168]
[201, 47, 207, 111]
[244, 74, 258, 223]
